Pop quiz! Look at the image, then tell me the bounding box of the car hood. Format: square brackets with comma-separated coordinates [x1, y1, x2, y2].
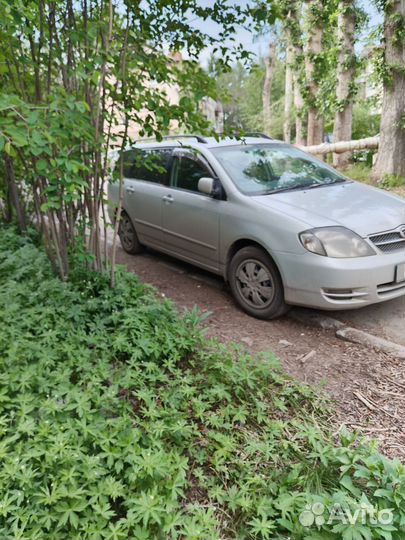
[252, 181, 405, 236]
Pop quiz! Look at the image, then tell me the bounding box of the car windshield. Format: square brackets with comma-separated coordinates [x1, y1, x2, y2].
[211, 144, 347, 195]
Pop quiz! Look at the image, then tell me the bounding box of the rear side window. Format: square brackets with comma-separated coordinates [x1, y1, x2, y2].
[122, 148, 172, 183]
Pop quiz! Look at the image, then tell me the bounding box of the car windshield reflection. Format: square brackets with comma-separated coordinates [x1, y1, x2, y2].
[212, 144, 348, 195]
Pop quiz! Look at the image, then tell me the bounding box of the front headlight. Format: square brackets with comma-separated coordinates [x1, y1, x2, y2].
[299, 227, 376, 258]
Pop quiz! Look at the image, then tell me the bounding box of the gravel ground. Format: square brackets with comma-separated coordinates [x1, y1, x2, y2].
[111, 245, 405, 461]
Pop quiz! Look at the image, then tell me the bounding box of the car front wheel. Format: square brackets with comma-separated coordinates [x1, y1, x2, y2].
[228, 246, 289, 319]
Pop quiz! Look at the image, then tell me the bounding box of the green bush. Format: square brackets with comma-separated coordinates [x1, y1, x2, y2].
[380, 174, 405, 190]
[0, 226, 404, 539]
[343, 163, 373, 183]
[352, 101, 380, 142]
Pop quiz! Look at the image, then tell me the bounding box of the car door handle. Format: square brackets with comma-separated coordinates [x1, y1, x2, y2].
[126, 186, 135, 193]
[162, 195, 174, 203]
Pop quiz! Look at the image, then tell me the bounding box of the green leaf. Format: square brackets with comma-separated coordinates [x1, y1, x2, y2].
[340, 475, 361, 497]
[36, 159, 48, 172]
[5, 126, 27, 147]
[4, 141, 15, 156]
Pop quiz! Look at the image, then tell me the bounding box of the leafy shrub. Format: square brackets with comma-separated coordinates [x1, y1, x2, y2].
[352, 101, 380, 142]
[343, 163, 373, 183]
[0, 226, 404, 539]
[380, 174, 405, 190]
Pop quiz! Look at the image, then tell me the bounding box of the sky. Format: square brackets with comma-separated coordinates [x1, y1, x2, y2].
[194, 0, 383, 67]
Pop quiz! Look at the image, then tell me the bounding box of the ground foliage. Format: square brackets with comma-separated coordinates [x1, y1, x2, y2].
[0, 227, 404, 540]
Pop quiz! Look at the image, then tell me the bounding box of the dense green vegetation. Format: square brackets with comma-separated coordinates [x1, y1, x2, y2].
[0, 226, 404, 540]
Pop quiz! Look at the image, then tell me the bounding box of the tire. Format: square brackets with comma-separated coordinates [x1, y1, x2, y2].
[228, 246, 289, 319]
[118, 211, 143, 254]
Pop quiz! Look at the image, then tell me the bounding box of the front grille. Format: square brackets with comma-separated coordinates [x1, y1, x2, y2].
[369, 227, 405, 254]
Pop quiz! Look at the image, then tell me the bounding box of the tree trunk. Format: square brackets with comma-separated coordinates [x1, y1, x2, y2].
[307, 110, 324, 147]
[110, 12, 130, 288]
[333, 1, 356, 168]
[0, 183, 13, 223]
[305, 0, 324, 146]
[372, 0, 405, 182]
[301, 135, 379, 155]
[282, 0, 306, 145]
[294, 80, 306, 145]
[4, 154, 27, 232]
[281, 1, 306, 145]
[262, 41, 277, 134]
[284, 41, 294, 142]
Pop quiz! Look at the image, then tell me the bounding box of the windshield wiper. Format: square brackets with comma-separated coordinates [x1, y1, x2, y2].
[264, 183, 322, 194]
[325, 177, 348, 185]
[303, 177, 350, 188]
[263, 177, 348, 195]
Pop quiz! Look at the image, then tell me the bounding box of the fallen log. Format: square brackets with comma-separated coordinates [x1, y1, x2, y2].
[299, 135, 379, 155]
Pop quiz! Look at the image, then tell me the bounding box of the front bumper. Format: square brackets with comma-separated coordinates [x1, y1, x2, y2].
[278, 250, 405, 310]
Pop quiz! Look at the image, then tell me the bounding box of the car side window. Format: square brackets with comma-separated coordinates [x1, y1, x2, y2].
[122, 148, 172, 184]
[122, 149, 138, 178]
[172, 155, 212, 193]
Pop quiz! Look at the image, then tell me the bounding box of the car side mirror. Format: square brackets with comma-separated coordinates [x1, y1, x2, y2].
[198, 177, 214, 195]
[198, 177, 225, 199]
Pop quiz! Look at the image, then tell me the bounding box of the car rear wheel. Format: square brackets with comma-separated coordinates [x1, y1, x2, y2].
[229, 246, 289, 319]
[118, 212, 143, 254]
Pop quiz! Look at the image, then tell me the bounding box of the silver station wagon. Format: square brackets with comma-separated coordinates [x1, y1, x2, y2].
[108, 134, 405, 319]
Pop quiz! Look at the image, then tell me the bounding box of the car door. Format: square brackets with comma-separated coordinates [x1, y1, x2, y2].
[124, 147, 172, 249]
[162, 149, 221, 271]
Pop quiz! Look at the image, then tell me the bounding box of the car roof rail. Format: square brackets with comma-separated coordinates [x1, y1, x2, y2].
[135, 134, 208, 144]
[162, 134, 207, 143]
[244, 132, 273, 140]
